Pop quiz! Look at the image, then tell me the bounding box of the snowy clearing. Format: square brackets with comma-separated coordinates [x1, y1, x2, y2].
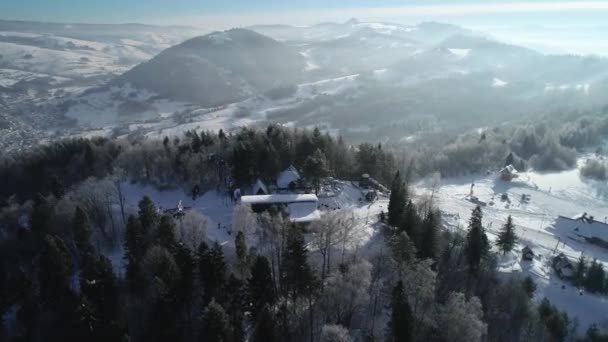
[417, 162, 608, 329]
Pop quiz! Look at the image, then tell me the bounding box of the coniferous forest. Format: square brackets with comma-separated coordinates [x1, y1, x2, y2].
[0, 124, 606, 342]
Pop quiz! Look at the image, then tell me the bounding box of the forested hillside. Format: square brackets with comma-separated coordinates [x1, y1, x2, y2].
[1, 124, 607, 341]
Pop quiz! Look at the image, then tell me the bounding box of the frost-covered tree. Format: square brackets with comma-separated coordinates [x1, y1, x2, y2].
[319, 260, 371, 327]
[402, 259, 436, 327]
[437, 292, 487, 342]
[311, 211, 350, 282]
[72, 177, 119, 243]
[320, 324, 351, 342]
[389, 231, 417, 272]
[178, 210, 208, 251]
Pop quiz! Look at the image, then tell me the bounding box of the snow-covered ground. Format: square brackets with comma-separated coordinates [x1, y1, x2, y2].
[417, 161, 608, 330]
[107, 159, 608, 330]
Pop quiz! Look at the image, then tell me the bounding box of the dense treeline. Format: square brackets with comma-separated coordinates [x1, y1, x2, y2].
[403, 113, 608, 177]
[0, 125, 397, 205]
[3, 110, 607, 206]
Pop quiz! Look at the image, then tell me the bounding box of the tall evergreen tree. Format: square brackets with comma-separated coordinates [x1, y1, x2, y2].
[224, 274, 246, 342]
[388, 172, 407, 228]
[419, 210, 439, 260]
[48, 174, 66, 199]
[80, 254, 122, 340]
[585, 259, 606, 293]
[31, 193, 52, 235]
[157, 215, 177, 252]
[248, 256, 276, 319]
[496, 215, 517, 255]
[464, 206, 490, 274]
[573, 255, 587, 287]
[252, 306, 278, 342]
[387, 280, 413, 342]
[303, 149, 330, 194]
[200, 301, 233, 342]
[124, 215, 146, 292]
[199, 242, 227, 305]
[72, 206, 94, 256]
[138, 195, 159, 234]
[173, 242, 195, 305]
[39, 236, 73, 303]
[281, 225, 317, 300]
[401, 200, 419, 240]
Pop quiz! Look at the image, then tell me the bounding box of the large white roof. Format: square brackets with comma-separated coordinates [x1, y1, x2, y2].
[241, 194, 318, 205]
[555, 215, 608, 242]
[288, 202, 321, 223]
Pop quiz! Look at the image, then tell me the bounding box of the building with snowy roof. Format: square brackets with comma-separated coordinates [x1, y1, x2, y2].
[252, 178, 269, 195]
[276, 165, 301, 190]
[241, 194, 321, 223]
[554, 214, 608, 246]
[500, 164, 518, 181]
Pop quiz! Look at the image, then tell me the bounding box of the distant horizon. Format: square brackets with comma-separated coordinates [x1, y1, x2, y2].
[2, 1, 608, 56]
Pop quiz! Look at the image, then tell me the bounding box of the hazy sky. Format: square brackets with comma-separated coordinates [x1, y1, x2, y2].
[1, 0, 608, 26]
[2, 1, 608, 55]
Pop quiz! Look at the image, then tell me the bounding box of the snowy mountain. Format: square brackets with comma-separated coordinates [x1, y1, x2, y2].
[114, 29, 306, 106]
[4, 19, 608, 153]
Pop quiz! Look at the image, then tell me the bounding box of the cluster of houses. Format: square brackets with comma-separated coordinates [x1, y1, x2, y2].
[239, 165, 321, 224]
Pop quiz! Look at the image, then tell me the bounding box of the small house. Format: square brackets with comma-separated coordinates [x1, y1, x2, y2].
[365, 190, 378, 202]
[277, 165, 301, 190]
[252, 178, 269, 195]
[553, 253, 574, 278]
[500, 165, 519, 181]
[521, 246, 535, 261]
[360, 174, 371, 188]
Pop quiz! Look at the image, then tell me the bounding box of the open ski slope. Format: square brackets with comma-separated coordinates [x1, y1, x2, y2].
[417, 161, 608, 329]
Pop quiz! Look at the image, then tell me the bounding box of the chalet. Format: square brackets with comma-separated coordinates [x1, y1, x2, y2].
[252, 178, 269, 195]
[241, 194, 321, 223]
[553, 253, 574, 278]
[277, 165, 301, 190]
[359, 174, 389, 194]
[365, 190, 378, 202]
[521, 246, 535, 261]
[500, 164, 519, 181]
